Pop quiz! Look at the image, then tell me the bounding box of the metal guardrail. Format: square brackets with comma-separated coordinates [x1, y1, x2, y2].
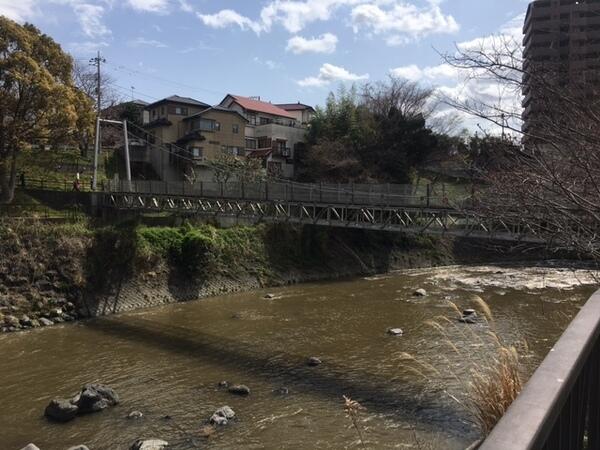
[481, 289, 600, 450]
[102, 179, 464, 209]
[19, 177, 94, 193]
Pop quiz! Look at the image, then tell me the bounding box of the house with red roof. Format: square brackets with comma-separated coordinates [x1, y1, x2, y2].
[219, 94, 312, 179]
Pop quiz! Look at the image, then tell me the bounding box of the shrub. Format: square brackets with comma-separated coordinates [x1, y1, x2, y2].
[178, 229, 218, 275]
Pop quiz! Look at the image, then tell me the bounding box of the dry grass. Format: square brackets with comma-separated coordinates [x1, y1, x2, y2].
[343, 395, 367, 449]
[406, 296, 524, 436]
[468, 345, 522, 434]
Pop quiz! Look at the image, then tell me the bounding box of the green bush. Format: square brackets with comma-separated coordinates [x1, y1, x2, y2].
[179, 229, 218, 274]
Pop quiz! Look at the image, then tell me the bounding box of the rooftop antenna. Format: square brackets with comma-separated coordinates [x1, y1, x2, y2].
[131, 86, 135, 101]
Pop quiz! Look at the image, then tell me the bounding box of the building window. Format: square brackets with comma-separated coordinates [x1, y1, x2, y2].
[174, 107, 188, 115]
[232, 124, 239, 134]
[152, 110, 157, 118]
[260, 117, 272, 125]
[247, 114, 257, 125]
[245, 138, 257, 149]
[190, 147, 203, 158]
[161, 106, 165, 116]
[257, 136, 271, 149]
[196, 119, 221, 132]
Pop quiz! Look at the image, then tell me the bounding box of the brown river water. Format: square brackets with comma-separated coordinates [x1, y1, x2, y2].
[1, 263, 598, 450]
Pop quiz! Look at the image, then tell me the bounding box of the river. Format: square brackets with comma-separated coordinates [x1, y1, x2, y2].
[1, 263, 597, 450]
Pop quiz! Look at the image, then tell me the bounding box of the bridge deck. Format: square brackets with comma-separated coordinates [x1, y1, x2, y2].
[101, 180, 545, 243]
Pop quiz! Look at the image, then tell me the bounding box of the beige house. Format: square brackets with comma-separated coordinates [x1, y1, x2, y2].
[144, 95, 211, 181]
[177, 106, 248, 181]
[275, 103, 315, 126]
[219, 94, 310, 178]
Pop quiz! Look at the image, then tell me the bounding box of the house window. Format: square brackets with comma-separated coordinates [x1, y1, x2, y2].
[161, 106, 165, 116]
[245, 138, 257, 149]
[197, 119, 220, 132]
[247, 114, 257, 125]
[232, 124, 239, 134]
[190, 147, 203, 158]
[152, 110, 157, 118]
[260, 117, 272, 125]
[257, 136, 271, 149]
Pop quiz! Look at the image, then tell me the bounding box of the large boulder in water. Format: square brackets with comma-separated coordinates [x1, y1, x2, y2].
[74, 383, 119, 414]
[45, 398, 79, 422]
[210, 405, 236, 426]
[130, 439, 169, 450]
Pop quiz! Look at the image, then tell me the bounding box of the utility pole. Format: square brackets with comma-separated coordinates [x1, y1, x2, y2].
[90, 51, 106, 191]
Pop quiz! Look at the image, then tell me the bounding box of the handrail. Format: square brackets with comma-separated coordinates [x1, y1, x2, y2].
[480, 289, 600, 450]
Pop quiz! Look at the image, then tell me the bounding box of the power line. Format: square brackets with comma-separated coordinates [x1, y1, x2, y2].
[104, 61, 227, 99]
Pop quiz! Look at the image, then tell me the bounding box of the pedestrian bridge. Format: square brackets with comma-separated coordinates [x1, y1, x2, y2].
[100, 180, 545, 243]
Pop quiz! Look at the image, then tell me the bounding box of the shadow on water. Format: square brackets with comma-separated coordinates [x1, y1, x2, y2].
[85, 315, 478, 439]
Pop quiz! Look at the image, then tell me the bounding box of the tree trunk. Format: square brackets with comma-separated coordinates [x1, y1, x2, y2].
[0, 150, 17, 204]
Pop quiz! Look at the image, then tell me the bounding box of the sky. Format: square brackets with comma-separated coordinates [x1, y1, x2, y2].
[0, 0, 529, 128]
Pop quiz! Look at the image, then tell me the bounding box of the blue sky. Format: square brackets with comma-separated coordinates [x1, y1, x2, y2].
[0, 0, 529, 113]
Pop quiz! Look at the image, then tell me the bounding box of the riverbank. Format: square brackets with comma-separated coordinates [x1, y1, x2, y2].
[0, 218, 561, 332]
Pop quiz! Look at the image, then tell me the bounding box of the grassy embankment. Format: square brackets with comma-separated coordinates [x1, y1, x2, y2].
[0, 219, 448, 325]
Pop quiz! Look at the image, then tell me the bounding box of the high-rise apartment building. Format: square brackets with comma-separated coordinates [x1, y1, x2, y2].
[523, 0, 600, 135]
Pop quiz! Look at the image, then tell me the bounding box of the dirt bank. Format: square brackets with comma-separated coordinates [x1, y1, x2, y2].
[0, 219, 559, 332]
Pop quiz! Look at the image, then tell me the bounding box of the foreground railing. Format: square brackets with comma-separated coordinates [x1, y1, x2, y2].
[481, 289, 600, 450]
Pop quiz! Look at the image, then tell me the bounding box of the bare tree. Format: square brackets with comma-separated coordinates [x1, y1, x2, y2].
[72, 60, 121, 110]
[362, 76, 436, 120]
[441, 35, 600, 258]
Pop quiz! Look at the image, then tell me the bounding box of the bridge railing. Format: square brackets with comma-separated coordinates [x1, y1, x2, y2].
[480, 289, 600, 450]
[103, 179, 464, 208]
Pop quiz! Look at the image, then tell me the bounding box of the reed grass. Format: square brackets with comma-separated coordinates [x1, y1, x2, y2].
[409, 296, 523, 435]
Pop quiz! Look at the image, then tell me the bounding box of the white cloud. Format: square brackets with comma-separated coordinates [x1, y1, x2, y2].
[286, 33, 338, 54]
[73, 3, 111, 38]
[260, 0, 362, 34]
[126, 0, 170, 13]
[128, 37, 168, 48]
[197, 9, 263, 34]
[390, 63, 459, 81]
[254, 56, 281, 70]
[67, 40, 109, 55]
[351, 1, 459, 43]
[0, 0, 37, 22]
[390, 64, 423, 81]
[298, 63, 369, 87]
[197, 0, 459, 44]
[178, 0, 192, 13]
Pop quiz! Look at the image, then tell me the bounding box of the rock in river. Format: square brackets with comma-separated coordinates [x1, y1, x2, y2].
[130, 439, 169, 450]
[413, 289, 427, 297]
[307, 357, 322, 367]
[459, 311, 478, 324]
[128, 410, 144, 420]
[67, 446, 90, 450]
[210, 405, 236, 426]
[39, 317, 54, 327]
[20, 444, 41, 450]
[75, 383, 119, 414]
[228, 384, 250, 396]
[387, 328, 404, 336]
[44, 398, 79, 422]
